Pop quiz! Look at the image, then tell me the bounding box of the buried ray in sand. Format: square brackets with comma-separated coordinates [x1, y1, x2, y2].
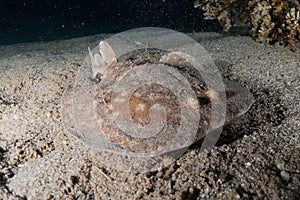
[62, 40, 255, 156]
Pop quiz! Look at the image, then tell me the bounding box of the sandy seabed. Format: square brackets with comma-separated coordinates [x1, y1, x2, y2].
[0, 32, 299, 199]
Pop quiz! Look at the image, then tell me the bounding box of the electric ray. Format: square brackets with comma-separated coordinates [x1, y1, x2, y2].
[62, 41, 255, 156]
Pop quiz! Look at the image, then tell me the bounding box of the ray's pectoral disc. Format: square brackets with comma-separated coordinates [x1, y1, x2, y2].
[96, 84, 179, 153]
[62, 40, 255, 159]
[94, 63, 199, 154]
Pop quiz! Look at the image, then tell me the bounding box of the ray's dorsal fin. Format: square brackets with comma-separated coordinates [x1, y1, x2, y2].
[99, 41, 117, 66]
[88, 41, 117, 79]
[88, 47, 105, 79]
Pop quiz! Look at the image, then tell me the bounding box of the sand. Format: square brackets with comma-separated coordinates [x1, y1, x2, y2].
[0, 32, 299, 199]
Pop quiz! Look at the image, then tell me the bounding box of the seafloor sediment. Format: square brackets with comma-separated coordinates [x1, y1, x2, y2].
[0, 33, 299, 199]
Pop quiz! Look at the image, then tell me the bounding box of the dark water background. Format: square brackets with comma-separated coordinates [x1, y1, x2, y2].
[0, 0, 221, 45]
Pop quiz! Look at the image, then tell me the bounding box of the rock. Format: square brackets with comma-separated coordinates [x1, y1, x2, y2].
[280, 171, 290, 182]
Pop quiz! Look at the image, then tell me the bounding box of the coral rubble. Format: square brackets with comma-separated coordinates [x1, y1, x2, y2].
[195, 0, 300, 50]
